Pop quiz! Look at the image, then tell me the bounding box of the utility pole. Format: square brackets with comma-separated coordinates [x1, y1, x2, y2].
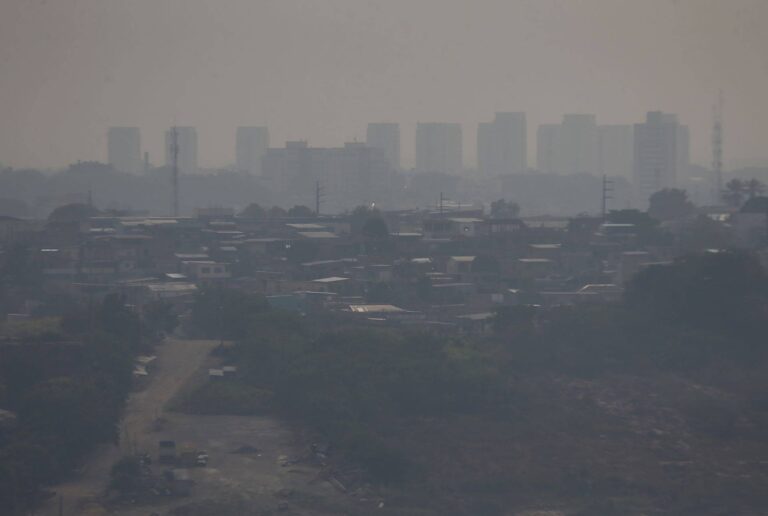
[601, 175, 613, 220]
[439, 192, 445, 216]
[315, 181, 325, 216]
[170, 126, 180, 217]
[712, 89, 724, 201]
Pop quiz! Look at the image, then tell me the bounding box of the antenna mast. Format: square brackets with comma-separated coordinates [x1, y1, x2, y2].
[712, 89, 724, 200]
[170, 126, 180, 217]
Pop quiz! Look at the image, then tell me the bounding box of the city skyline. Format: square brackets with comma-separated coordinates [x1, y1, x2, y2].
[107, 111, 685, 175]
[1, 0, 767, 169]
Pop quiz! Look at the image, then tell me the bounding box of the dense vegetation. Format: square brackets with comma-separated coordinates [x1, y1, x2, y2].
[0, 294, 164, 514]
[186, 250, 768, 514]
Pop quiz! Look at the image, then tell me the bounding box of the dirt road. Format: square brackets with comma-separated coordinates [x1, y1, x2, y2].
[39, 338, 220, 516]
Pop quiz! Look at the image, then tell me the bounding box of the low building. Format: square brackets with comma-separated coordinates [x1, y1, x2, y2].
[182, 261, 231, 281]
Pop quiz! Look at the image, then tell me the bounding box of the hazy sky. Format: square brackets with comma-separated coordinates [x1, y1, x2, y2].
[1, 0, 767, 169]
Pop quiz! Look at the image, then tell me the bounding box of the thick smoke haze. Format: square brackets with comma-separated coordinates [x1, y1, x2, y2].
[0, 0, 766, 169]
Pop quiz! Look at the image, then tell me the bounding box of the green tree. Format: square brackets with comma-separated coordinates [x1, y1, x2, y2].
[190, 287, 268, 340]
[109, 456, 143, 493]
[47, 202, 99, 223]
[648, 188, 695, 221]
[142, 300, 178, 336]
[606, 209, 668, 245]
[267, 206, 287, 218]
[349, 205, 381, 235]
[361, 216, 389, 239]
[287, 205, 314, 217]
[95, 294, 143, 349]
[745, 178, 766, 199]
[626, 251, 768, 346]
[679, 215, 731, 251]
[21, 377, 121, 461]
[490, 199, 520, 218]
[239, 202, 265, 219]
[722, 179, 746, 207]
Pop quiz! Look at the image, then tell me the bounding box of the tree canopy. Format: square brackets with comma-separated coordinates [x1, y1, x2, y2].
[287, 205, 314, 218]
[648, 188, 695, 221]
[47, 202, 99, 223]
[490, 199, 520, 218]
[361, 215, 389, 239]
[625, 251, 768, 343]
[239, 202, 265, 219]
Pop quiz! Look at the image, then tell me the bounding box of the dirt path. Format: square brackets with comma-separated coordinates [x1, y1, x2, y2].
[39, 338, 220, 516]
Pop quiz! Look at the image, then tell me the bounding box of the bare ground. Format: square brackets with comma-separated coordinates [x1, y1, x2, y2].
[37, 338, 357, 515]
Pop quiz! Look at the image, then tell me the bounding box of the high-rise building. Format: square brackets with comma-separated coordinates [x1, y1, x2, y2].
[633, 112, 689, 205]
[598, 124, 634, 178]
[236, 126, 270, 175]
[366, 123, 400, 170]
[536, 124, 561, 174]
[415, 123, 462, 175]
[165, 127, 198, 175]
[536, 115, 599, 175]
[262, 141, 395, 213]
[558, 114, 599, 175]
[107, 127, 141, 174]
[477, 112, 527, 176]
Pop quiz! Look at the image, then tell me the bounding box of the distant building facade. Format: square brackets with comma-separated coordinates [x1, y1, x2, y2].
[366, 123, 400, 170]
[262, 141, 395, 212]
[536, 115, 599, 175]
[107, 127, 141, 174]
[236, 126, 270, 175]
[477, 112, 527, 176]
[415, 123, 462, 175]
[558, 114, 599, 175]
[165, 126, 198, 175]
[536, 124, 561, 174]
[598, 124, 634, 179]
[633, 112, 690, 206]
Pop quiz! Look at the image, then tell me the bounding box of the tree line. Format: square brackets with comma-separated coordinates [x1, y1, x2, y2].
[0, 294, 173, 514]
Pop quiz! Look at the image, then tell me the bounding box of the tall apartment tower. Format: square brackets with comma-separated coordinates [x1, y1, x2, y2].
[633, 112, 689, 206]
[559, 114, 599, 175]
[536, 124, 561, 174]
[598, 124, 634, 178]
[165, 127, 198, 175]
[107, 127, 141, 174]
[536, 115, 599, 175]
[477, 112, 527, 176]
[236, 126, 270, 175]
[366, 123, 400, 170]
[262, 141, 395, 213]
[415, 123, 462, 175]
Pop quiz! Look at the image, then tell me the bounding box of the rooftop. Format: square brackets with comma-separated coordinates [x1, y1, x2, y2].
[349, 304, 407, 314]
[312, 276, 350, 283]
[298, 231, 338, 239]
